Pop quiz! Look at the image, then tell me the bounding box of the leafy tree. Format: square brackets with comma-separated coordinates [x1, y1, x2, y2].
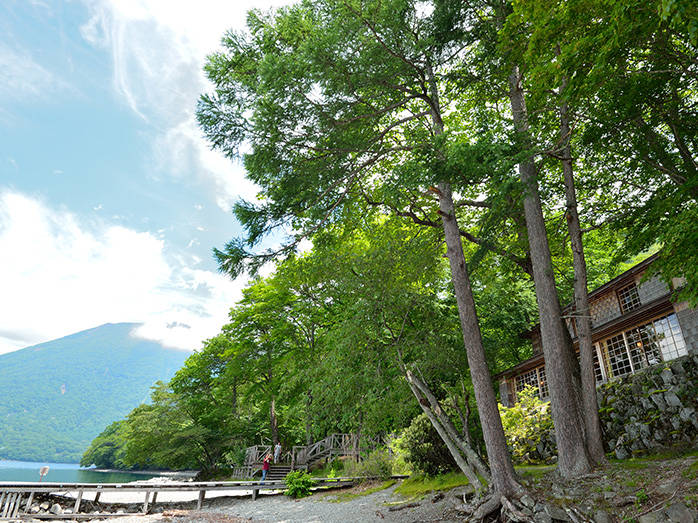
[198, 0, 523, 496]
[80, 420, 131, 470]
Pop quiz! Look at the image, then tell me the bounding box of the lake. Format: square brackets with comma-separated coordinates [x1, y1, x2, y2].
[0, 460, 161, 484]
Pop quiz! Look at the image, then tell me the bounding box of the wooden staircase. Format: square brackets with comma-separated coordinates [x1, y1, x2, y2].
[265, 464, 292, 482]
[238, 433, 375, 479]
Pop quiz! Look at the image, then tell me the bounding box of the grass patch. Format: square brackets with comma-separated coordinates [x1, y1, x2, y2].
[329, 480, 396, 502]
[394, 473, 470, 500]
[613, 460, 649, 470]
[515, 464, 556, 480]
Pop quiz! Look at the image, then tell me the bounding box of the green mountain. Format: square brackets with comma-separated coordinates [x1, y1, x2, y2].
[0, 323, 189, 463]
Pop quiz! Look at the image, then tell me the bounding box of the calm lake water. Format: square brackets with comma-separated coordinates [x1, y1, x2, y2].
[0, 460, 160, 484]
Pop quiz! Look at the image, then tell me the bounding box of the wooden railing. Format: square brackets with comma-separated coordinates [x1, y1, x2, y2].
[292, 433, 360, 469]
[236, 433, 376, 478]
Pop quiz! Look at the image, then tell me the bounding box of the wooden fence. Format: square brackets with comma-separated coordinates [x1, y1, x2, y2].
[0, 477, 357, 520]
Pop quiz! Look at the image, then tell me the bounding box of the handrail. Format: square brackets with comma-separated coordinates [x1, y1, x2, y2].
[244, 433, 364, 469]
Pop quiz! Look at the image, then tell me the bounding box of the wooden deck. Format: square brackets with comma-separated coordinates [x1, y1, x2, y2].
[0, 478, 356, 520]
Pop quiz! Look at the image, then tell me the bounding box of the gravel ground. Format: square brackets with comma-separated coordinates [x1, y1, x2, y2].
[111, 482, 466, 523]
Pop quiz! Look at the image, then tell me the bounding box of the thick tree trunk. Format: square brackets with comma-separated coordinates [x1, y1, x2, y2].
[434, 182, 523, 498]
[424, 60, 522, 497]
[405, 369, 492, 482]
[559, 96, 608, 466]
[507, 65, 593, 477]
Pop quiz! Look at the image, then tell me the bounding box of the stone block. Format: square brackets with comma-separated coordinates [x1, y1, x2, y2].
[679, 407, 695, 422]
[661, 368, 674, 385]
[665, 502, 697, 522]
[670, 362, 685, 374]
[664, 391, 682, 408]
[651, 393, 667, 410]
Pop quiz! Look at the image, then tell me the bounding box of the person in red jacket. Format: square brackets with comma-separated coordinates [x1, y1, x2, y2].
[261, 454, 272, 484]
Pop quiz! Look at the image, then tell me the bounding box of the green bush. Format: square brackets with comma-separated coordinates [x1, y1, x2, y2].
[498, 385, 555, 464]
[284, 470, 316, 498]
[392, 414, 458, 475]
[343, 449, 395, 480]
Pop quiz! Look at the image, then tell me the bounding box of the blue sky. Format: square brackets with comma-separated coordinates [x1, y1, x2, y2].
[0, 0, 290, 354]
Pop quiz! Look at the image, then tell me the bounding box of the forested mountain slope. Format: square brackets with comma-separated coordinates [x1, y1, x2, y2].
[0, 323, 189, 463]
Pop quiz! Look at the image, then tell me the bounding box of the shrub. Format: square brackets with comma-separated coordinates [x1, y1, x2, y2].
[343, 449, 394, 480]
[392, 414, 458, 475]
[498, 385, 555, 464]
[284, 470, 316, 498]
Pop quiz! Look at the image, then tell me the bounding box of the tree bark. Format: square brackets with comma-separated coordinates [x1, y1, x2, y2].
[404, 372, 483, 489]
[405, 369, 491, 482]
[270, 398, 279, 446]
[507, 65, 593, 477]
[424, 59, 522, 498]
[433, 182, 524, 498]
[559, 93, 608, 466]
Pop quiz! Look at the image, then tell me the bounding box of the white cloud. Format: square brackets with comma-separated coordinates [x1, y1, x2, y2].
[0, 43, 68, 102]
[78, 0, 291, 209]
[0, 190, 246, 355]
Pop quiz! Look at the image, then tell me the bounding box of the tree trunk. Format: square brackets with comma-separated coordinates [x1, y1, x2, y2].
[508, 65, 593, 477]
[559, 95, 607, 465]
[406, 370, 491, 481]
[404, 371, 484, 489]
[434, 182, 523, 498]
[270, 398, 279, 446]
[424, 59, 522, 498]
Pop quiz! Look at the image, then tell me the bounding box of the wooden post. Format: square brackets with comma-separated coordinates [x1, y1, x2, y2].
[252, 488, 258, 501]
[3, 492, 16, 518]
[94, 491, 101, 504]
[0, 492, 6, 514]
[25, 491, 35, 514]
[11, 493, 23, 518]
[73, 490, 83, 513]
[197, 490, 205, 510]
[142, 492, 150, 514]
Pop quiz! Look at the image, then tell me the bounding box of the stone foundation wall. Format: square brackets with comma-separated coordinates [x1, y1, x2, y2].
[677, 305, 698, 355]
[598, 354, 698, 460]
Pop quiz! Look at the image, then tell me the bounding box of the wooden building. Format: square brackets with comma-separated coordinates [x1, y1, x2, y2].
[496, 254, 698, 407]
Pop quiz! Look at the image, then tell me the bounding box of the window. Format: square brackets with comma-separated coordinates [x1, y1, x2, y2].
[597, 313, 687, 382]
[514, 366, 549, 401]
[602, 333, 633, 379]
[618, 283, 641, 313]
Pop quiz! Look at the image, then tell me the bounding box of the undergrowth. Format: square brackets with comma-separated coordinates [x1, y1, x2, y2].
[394, 473, 470, 500]
[329, 480, 396, 502]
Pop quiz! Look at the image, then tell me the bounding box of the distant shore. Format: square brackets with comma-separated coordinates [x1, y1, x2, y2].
[91, 468, 199, 479]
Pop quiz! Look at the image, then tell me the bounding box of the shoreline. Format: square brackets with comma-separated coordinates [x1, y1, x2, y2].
[92, 468, 199, 479]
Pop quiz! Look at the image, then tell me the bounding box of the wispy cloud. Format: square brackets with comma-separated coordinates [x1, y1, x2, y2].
[78, 0, 289, 209]
[0, 189, 246, 354]
[0, 43, 68, 102]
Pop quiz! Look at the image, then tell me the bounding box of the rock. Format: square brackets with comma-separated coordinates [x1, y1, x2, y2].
[670, 362, 685, 375]
[679, 407, 695, 422]
[610, 495, 636, 507]
[592, 510, 612, 523]
[665, 502, 697, 522]
[49, 504, 62, 515]
[656, 480, 678, 494]
[615, 446, 630, 460]
[651, 392, 668, 410]
[661, 368, 674, 385]
[520, 494, 536, 509]
[638, 511, 662, 523]
[542, 503, 570, 521]
[664, 391, 682, 408]
[533, 512, 553, 523]
[39, 502, 49, 511]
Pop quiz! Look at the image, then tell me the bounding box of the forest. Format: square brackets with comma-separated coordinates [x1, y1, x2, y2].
[82, 0, 697, 506]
